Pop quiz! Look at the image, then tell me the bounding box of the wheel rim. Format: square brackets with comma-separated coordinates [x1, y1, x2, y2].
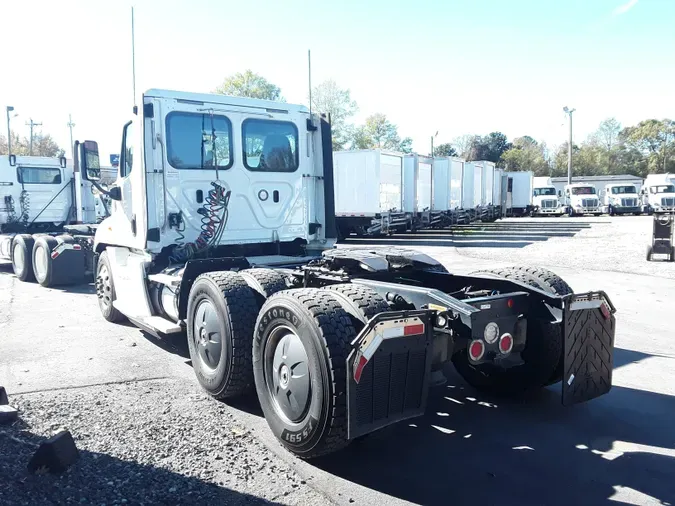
[193, 299, 222, 371]
[34, 245, 48, 280]
[263, 325, 311, 423]
[13, 243, 24, 271]
[96, 264, 113, 309]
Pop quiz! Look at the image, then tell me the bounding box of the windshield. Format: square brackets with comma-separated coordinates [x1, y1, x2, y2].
[571, 187, 596, 195]
[533, 187, 557, 196]
[651, 185, 675, 194]
[610, 186, 637, 194]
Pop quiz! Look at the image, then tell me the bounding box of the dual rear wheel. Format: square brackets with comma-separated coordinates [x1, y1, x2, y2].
[185, 273, 388, 458]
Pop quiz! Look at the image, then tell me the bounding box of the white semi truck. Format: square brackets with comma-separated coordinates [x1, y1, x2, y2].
[532, 176, 566, 216]
[601, 183, 641, 216]
[564, 183, 602, 216]
[641, 174, 675, 214]
[0, 154, 103, 285]
[74, 88, 615, 459]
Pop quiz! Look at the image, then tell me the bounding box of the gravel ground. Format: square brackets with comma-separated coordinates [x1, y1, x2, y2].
[456, 216, 675, 278]
[0, 379, 331, 506]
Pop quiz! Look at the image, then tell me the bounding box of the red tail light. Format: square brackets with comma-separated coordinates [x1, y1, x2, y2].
[468, 340, 485, 361]
[499, 333, 513, 354]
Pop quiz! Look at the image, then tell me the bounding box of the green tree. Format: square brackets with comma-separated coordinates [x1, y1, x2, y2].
[451, 134, 474, 158]
[620, 119, 675, 174]
[349, 114, 412, 153]
[500, 136, 549, 175]
[214, 70, 283, 101]
[433, 143, 458, 157]
[592, 117, 622, 173]
[466, 132, 511, 163]
[310, 79, 358, 151]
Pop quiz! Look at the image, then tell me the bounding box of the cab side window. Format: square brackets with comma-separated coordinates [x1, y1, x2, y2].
[120, 121, 134, 178]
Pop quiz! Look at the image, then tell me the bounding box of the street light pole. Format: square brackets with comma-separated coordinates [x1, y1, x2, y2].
[431, 131, 438, 158]
[5, 106, 13, 156]
[563, 107, 576, 185]
[67, 114, 76, 159]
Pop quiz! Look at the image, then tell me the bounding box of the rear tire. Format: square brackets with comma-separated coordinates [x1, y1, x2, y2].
[95, 250, 125, 323]
[240, 268, 288, 306]
[452, 267, 571, 394]
[12, 234, 35, 282]
[323, 283, 390, 326]
[32, 235, 82, 287]
[187, 271, 259, 399]
[253, 289, 354, 458]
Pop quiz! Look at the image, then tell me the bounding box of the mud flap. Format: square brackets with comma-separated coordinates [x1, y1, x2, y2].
[562, 291, 616, 406]
[346, 310, 433, 440]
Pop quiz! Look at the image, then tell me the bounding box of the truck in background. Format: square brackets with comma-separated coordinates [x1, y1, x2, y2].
[532, 176, 566, 216]
[641, 174, 675, 214]
[0, 154, 103, 286]
[601, 183, 641, 216]
[564, 183, 602, 216]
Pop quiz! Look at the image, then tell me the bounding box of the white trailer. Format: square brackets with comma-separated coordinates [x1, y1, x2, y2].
[333, 150, 407, 236]
[0, 154, 102, 286]
[641, 174, 675, 214]
[504, 171, 533, 216]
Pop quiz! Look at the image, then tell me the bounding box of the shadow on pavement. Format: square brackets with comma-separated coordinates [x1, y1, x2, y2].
[313, 368, 675, 506]
[0, 421, 283, 505]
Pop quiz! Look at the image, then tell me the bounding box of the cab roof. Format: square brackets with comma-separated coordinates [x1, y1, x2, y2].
[144, 88, 310, 115]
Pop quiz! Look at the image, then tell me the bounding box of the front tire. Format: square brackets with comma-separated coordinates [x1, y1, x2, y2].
[95, 250, 125, 323]
[187, 271, 259, 400]
[253, 289, 355, 459]
[12, 234, 35, 282]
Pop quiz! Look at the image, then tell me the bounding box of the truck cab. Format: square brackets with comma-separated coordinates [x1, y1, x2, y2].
[602, 183, 641, 216]
[564, 183, 602, 216]
[641, 174, 675, 214]
[532, 176, 566, 216]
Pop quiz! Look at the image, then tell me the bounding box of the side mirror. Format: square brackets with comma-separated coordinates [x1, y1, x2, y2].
[108, 186, 122, 201]
[80, 140, 102, 182]
[558, 190, 562, 197]
[59, 156, 67, 168]
[9, 154, 16, 167]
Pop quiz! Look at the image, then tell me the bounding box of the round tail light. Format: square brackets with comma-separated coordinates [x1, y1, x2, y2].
[499, 333, 514, 354]
[468, 340, 485, 361]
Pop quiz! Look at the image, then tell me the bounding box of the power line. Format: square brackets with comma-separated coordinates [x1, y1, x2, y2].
[25, 118, 43, 156]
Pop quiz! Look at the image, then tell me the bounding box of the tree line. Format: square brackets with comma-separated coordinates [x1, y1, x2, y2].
[0, 131, 64, 157]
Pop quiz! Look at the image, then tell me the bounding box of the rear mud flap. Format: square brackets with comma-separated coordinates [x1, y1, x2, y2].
[346, 310, 433, 440]
[562, 292, 616, 406]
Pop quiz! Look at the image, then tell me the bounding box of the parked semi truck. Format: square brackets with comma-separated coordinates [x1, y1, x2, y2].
[564, 183, 602, 216]
[532, 176, 566, 216]
[74, 88, 615, 459]
[641, 174, 675, 214]
[0, 154, 103, 285]
[601, 183, 641, 216]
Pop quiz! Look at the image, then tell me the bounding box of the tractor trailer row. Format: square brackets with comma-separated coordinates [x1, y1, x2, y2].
[334, 150, 506, 237]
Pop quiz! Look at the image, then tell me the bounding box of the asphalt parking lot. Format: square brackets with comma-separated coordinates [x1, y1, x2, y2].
[1, 216, 674, 506]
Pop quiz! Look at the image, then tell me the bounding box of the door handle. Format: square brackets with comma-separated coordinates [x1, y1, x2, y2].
[131, 214, 136, 236]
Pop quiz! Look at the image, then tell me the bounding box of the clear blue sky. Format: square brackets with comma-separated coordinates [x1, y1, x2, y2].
[1, 0, 673, 162]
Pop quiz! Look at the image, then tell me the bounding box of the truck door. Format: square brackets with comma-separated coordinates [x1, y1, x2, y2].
[113, 118, 147, 249]
[16, 163, 72, 225]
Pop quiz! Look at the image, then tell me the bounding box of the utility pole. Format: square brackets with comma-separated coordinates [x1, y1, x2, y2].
[563, 107, 575, 185]
[5, 106, 14, 156]
[67, 114, 76, 159]
[25, 118, 42, 156]
[431, 131, 438, 158]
